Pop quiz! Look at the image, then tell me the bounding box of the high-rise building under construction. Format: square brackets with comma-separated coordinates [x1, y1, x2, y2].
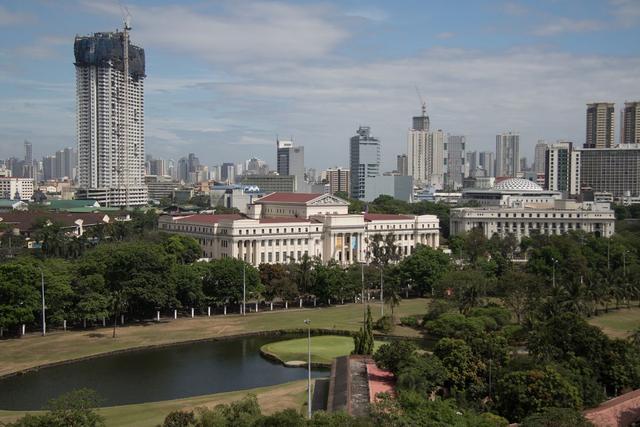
[74, 25, 148, 206]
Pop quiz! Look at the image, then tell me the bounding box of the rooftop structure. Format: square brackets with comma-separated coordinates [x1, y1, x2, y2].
[462, 177, 561, 207]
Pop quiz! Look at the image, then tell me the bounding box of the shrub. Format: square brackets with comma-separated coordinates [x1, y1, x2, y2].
[469, 306, 512, 327]
[400, 315, 420, 328]
[374, 315, 394, 333]
[520, 407, 593, 427]
[423, 299, 456, 322]
[425, 312, 484, 339]
[163, 410, 195, 427]
[373, 340, 417, 373]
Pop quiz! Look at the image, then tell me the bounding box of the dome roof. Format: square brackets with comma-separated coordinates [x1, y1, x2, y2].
[493, 178, 543, 192]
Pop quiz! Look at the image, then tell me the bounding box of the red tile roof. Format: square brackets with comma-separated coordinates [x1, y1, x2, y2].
[172, 214, 243, 224]
[258, 217, 311, 224]
[364, 213, 413, 221]
[255, 192, 323, 203]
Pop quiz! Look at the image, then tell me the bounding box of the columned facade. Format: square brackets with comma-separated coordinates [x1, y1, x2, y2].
[158, 193, 440, 266]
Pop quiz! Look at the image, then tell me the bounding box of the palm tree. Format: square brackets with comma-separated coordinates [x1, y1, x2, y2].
[629, 327, 640, 349]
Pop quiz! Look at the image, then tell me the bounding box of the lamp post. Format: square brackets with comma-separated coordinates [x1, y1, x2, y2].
[379, 265, 384, 317]
[551, 257, 558, 288]
[40, 270, 46, 336]
[304, 319, 312, 419]
[243, 263, 246, 316]
[360, 262, 365, 320]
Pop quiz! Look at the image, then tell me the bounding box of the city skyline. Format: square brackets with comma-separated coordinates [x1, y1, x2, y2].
[1, 1, 640, 170]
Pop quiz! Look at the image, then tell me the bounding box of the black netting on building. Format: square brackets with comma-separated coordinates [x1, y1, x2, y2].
[74, 32, 145, 80]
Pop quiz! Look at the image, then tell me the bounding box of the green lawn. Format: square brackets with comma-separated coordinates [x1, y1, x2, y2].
[0, 299, 429, 377]
[588, 306, 640, 338]
[0, 380, 310, 427]
[261, 335, 383, 365]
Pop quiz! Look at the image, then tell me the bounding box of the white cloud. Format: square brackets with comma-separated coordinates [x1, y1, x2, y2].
[16, 35, 68, 59]
[609, 0, 640, 27]
[436, 32, 455, 40]
[0, 6, 34, 26]
[503, 1, 529, 17]
[344, 8, 388, 22]
[5, 46, 639, 167]
[81, 1, 348, 63]
[533, 18, 604, 36]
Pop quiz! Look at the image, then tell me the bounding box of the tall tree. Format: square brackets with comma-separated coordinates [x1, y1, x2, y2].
[398, 245, 451, 296]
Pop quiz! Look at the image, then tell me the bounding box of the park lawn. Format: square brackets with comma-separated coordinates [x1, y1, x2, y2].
[0, 299, 429, 377]
[0, 379, 310, 427]
[588, 306, 640, 339]
[262, 335, 383, 365]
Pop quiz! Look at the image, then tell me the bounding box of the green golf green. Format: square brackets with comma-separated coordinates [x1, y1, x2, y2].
[261, 335, 383, 366]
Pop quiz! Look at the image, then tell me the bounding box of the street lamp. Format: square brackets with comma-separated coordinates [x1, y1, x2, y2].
[379, 265, 384, 317]
[242, 263, 246, 316]
[304, 319, 312, 419]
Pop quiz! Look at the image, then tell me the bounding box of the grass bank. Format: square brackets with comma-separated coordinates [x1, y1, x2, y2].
[261, 335, 383, 366]
[0, 380, 310, 427]
[0, 299, 428, 377]
[588, 306, 640, 339]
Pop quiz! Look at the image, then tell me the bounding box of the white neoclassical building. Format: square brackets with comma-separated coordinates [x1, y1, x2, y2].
[158, 192, 440, 266]
[451, 178, 615, 241]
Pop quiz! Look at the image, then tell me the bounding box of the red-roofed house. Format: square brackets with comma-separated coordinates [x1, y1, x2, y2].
[158, 192, 439, 264]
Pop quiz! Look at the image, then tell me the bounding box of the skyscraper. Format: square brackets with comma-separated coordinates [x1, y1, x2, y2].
[534, 141, 548, 174]
[585, 102, 615, 149]
[276, 138, 305, 191]
[407, 105, 429, 185]
[24, 141, 32, 164]
[407, 104, 445, 189]
[350, 126, 380, 199]
[622, 101, 640, 145]
[478, 151, 495, 177]
[466, 151, 477, 175]
[74, 26, 147, 206]
[496, 132, 520, 177]
[446, 135, 466, 189]
[325, 167, 350, 195]
[396, 154, 408, 176]
[544, 141, 580, 196]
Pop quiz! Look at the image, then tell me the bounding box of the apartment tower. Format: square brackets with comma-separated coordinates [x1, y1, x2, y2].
[74, 26, 147, 206]
[350, 126, 380, 199]
[496, 132, 520, 177]
[585, 102, 615, 149]
[622, 101, 640, 145]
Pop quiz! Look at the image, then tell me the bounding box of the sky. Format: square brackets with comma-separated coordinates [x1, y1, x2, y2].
[1, 0, 640, 171]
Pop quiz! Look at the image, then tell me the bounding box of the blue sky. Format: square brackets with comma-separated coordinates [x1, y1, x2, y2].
[1, 0, 639, 170]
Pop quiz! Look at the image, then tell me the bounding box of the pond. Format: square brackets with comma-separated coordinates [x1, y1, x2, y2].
[0, 335, 327, 410]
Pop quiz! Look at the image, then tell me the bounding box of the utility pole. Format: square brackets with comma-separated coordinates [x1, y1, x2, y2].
[40, 270, 46, 336]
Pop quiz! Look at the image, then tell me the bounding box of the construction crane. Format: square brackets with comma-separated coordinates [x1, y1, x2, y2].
[414, 85, 426, 117]
[120, 3, 131, 208]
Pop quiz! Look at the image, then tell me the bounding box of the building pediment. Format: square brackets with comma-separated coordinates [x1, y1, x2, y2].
[307, 194, 349, 206]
